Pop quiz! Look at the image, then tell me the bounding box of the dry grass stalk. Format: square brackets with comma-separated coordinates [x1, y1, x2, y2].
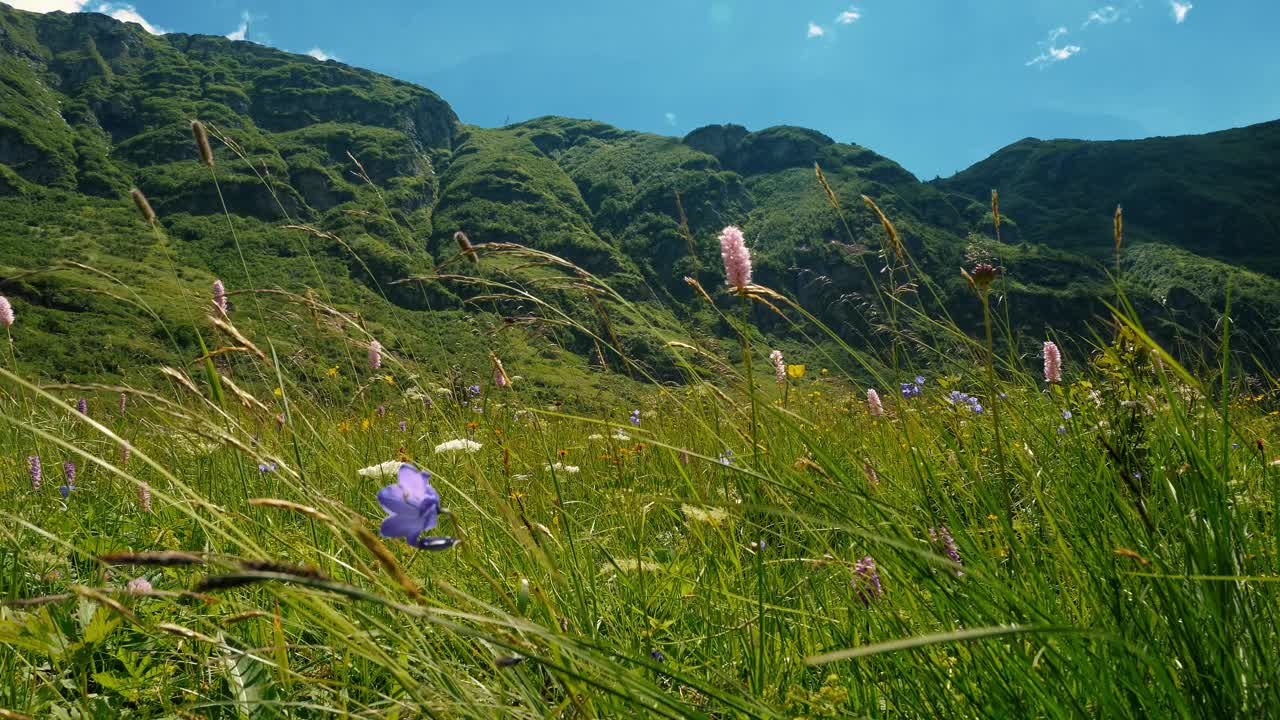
[130, 188, 156, 225]
[159, 366, 203, 398]
[350, 518, 422, 600]
[218, 374, 270, 413]
[209, 315, 268, 362]
[247, 498, 336, 524]
[191, 120, 214, 168]
[861, 194, 905, 264]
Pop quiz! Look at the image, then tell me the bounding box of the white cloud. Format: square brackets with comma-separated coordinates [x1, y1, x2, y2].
[4, 0, 86, 10]
[306, 47, 339, 62]
[7, 1, 166, 34]
[94, 3, 165, 34]
[1050, 44, 1082, 61]
[1026, 26, 1082, 68]
[1170, 0, 1192, 23]
[835, 8, 861, 25]
[806, 21, 825, 39]
[1082, 5, 1122, 28]
[664, 112, 677, 127]
[226, 10, 249, 41]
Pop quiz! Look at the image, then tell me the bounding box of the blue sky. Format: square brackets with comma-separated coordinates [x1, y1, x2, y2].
[11, 0, 1280, 178]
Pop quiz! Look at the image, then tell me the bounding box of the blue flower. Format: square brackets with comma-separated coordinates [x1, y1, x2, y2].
[376, 464, 455, 550]
[928, 526, 964, 576]
[1057, 425, 1067, 434]
[854, 555, 883, 606]
[944, 390, 984, 413]
[915, 376, 926, 386]
[258, 462, 277, 473]
[468, 384, 481, 398]
[630, 409, 641, 426]
[901, 382, 922, 399]
[60, 461, 76, 497]
[1062, 410, 1073, 420]
[719, 449, 733, 466]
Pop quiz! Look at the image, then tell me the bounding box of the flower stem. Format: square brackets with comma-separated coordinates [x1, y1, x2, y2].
[741, 301, 759, 469]
[753, 539, 766, 696]
[981, 295, 1010, 519]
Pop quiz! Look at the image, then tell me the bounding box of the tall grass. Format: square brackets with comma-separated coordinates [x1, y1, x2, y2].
[0, 120, 1278, 718]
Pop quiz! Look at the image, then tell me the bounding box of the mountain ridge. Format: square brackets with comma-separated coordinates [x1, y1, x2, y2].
[2, 2, 1277, 386]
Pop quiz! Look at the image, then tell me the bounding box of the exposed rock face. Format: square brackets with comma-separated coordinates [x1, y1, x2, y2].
[683, 124, 749, 162]
[683, 124, 836, 175]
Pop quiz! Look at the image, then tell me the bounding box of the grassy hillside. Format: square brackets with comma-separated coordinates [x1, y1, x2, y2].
[2, 2, 1279, 389]
[3, 5, 1280, 718]
[937, 122, 1280, 276]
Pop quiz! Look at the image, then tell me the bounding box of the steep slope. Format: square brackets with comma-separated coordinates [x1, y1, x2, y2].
[0, 4, 672, 396]
[938, 121, 1280, 277]
[2, 3, 1277, 387]
[936, 121, 1280, 352]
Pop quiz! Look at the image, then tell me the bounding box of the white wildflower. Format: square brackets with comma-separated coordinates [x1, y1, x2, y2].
[358, 460, 403, 477]
[544, 462, 580, 474]
[435, 439, 482, 454]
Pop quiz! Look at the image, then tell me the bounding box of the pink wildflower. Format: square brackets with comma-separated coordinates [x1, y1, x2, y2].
[125, 576, 152, 594]
[368, 340, 383, 371]
[490, 352, 511, 389]
[138, 482, 151, 512]
[769, 350, 785, 383]
[212, 279, 227, 315]
[867, 388, 884, 417]
[0, 296, 13, 328]
[1043, 341, 1062, 384]
[719, 225, 752, 291]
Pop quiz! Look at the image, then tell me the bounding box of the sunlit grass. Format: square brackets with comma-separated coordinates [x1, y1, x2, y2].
[0, 118, 1278, 718]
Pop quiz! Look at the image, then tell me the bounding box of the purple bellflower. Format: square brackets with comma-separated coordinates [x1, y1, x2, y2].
[376, 463, 456, 550]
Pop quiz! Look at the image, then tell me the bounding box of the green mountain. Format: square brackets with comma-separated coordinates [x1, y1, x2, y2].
[1, 3, 1277, 388]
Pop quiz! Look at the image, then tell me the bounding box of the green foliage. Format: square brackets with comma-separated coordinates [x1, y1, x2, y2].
[1, 267, 1279, 716]
[2, 8, 1280, 717]
[1, 1, 1278, 389]
[938, 122, 1280, 276]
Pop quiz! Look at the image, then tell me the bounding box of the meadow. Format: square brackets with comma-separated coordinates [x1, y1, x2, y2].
[2, 122, 1279, 719]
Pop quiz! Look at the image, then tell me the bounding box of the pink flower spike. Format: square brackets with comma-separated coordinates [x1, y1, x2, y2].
[867, 388, 884, 417]
[1044, 341, 1062, 384]
[368, 340, 383, 371]
[719, 225, 752, 291]
[212, 280, 227, 315]
[769, 350, 785, 383]
[0, 295, 13, 328]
